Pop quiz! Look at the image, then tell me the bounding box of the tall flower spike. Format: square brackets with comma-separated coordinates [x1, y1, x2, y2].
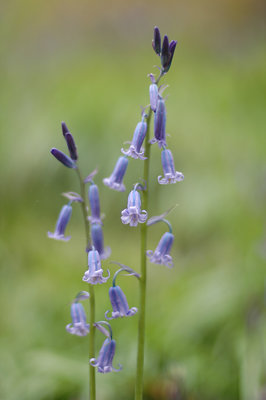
[66, 292, 90, 336]
[121, 119, 147, 160]
[105, 285, 138, 320]
[83, 248, 110, 285]
[103, 156, 128, 192]
[88, 183, 102, 225]
[147, 232, 174, 268]
[121, 189, 147, 227]
[48, 204, 72, 241]
[150, 96, 167, 148]
[50, 148, 76, 169]
[158, 149, 184, 184]
[91, 223, 111, 259]
[90, 338, 122, 374]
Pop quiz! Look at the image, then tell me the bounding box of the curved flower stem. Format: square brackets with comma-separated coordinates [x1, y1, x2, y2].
[135, 107, 152, 400]
[76, 166, 96, 400]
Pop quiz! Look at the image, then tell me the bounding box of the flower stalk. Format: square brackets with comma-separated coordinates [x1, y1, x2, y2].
[76, 166, 96, 400]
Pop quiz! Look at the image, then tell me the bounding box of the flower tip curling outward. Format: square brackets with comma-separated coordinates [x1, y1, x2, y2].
[158, 149, 184, 185]
[121, 190, 147, 227]
[105, 286, 137, 320]
[83, 248, 110, 285]
[147, 232, 174, 268]
[48, 204, 72, 241]
[103, 156, 128, 192]
[90, 338, 122, 374]
[121, 121, 147, 160]
[66, 301, 90, 336]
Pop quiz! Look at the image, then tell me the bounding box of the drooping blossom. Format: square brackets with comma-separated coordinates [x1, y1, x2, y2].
[88, 184, 102, 225]
[66, 292, 90, 336]
[147, 232, 174, 268]
[48, 204, 72, 241]
[121, 119, 147, 160]
[91, 223, 111, 259]
[121, 189, 147, 227]
[150, 97, 167, 148]
[105, 285, 137, 320]
[103, 156, 128, 192]
[82, 248, 110, 285]
[158, 149, 184, 184]
[90, 338, 122, 374]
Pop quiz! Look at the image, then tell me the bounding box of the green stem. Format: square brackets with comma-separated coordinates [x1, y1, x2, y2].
[135, 107, 152, 400]
[76, 166, 96, 400]
[135, 72, 163, 400]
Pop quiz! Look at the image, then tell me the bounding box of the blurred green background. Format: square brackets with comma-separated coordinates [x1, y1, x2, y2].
[0, 0, 265, 399]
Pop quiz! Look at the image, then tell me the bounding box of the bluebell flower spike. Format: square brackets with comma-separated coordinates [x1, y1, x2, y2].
[150, 96, 167, 148]
[88, 184, 102, 225]
[121, 119, 147, 160]
[158, 149, 184, 184]
[147, 231, 174, 268]
[83, 248, 110, 285]
[121, 189, 147, 227]
[66, 293, 90, 336]
[50, 148, 76, 169]
[103, 156, 128, 192]
[91, 223, 111, 259]
[90, 338, 122, 374]
[48, 204, 72, 241]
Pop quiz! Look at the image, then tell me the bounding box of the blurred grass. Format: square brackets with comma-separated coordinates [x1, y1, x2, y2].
[0, 2, 266, 399]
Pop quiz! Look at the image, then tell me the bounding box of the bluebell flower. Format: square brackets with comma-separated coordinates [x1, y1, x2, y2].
[90, 338, 122, 373]
[50, 148, 76, 169]
[88, 184, 102, 225]
[121, 190, 147, 227]
[147, 232, 174, 268]
[149, 83, 158, 112]
[161, 35, 177, 73]
[91, 223, 111, 259]
[105, 285, 137, 320]
[103, 156, 128, 192]
[48, 204, 72, 241]
[66, 292, 90, 336]
[121, 120, 147, 160]
[158, 149, 184, 184]
[83, 248, 110, 285]
[150, 97, 167, 148]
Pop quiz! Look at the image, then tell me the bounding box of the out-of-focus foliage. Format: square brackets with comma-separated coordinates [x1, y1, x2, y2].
[0, 1, 265, 399]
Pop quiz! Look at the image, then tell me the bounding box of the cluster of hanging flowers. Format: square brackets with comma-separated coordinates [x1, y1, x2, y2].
[48, 26, 184, 376]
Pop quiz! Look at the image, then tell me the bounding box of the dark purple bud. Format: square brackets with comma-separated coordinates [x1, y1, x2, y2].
[65, 132, 78, 160]
[61, 121, 69, 137]
[50, 148, 76, 168]
[161, 35, 170, 69]
[164, 40, 177, 73]
[152, 26, 161, 55]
